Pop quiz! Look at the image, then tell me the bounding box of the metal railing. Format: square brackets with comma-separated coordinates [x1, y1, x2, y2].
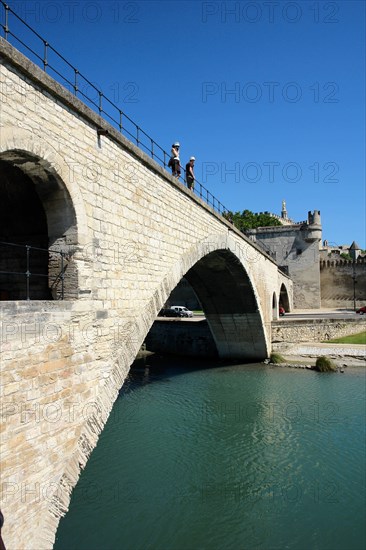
[0, 241, 67, 300]
[0, 0, 229, 216]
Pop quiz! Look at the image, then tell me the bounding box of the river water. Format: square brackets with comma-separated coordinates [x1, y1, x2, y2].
[55, 357, 365, 550]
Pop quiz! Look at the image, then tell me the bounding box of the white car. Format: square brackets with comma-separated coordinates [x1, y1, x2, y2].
[170, 305, 193, 317]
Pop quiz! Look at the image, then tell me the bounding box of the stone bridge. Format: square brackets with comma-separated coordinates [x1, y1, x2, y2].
[0, 38, 292, 549]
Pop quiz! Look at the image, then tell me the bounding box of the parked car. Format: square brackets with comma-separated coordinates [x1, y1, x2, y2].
[356, 306, 366, 315]
[158, 308, 183, 317]
[170, 305, 194, 317]
[279, 306, 285, 316]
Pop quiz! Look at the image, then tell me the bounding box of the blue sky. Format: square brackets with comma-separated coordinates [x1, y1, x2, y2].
[5, 0, 366, 247]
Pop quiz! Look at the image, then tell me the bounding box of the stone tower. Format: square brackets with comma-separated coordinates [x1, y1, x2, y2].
[246, 207, 322, 309]
[281, 200, 288, 220]
[349, 241, 361, 261]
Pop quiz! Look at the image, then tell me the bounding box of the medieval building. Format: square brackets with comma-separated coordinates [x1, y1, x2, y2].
[246, 205, 322, 309]
[169, 202, 365, 311]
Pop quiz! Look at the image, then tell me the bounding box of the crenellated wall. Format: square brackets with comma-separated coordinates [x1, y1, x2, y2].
[320, 259, 366, 308]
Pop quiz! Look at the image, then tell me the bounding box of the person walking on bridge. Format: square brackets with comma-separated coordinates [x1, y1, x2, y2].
[169, 142, 181, 178]
[185, 156, 195, 191]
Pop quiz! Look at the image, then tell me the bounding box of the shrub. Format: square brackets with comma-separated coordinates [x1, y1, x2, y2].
[270, 352, 285, 364]
[314, 356, 337, 372]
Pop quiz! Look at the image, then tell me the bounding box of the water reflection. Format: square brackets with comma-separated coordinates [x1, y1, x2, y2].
[55, 358, 366, 550]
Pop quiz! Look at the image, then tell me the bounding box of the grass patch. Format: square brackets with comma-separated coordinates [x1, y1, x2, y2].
[324, 331, 366, 345]
[314, 356, 337, 372]
[270, 352, 286, 364]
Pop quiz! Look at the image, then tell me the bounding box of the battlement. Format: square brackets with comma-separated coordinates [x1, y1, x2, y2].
[257, 211, 297, 225]
[320, 258, 366, 268]
[256, 209, 321, 229]
[308, 210, 321, 226]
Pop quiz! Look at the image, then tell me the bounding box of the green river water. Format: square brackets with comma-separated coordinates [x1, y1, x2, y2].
[54, 357, 365, 550]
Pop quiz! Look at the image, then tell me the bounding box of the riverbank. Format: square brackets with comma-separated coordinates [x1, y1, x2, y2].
[272, 342, 366, 369]
[146, 310, 366, 359]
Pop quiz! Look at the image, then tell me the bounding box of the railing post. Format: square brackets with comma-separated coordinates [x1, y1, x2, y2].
[151, 139, 154, 159]
[26, 245, 30, 300]
[98, 91, 102, 114]
[74, 69, 79, 95]
[119, 110, 123, 133]
[43, 41, 48, 72]
[136, 126, 140, 146]
[4, 2, 9, 40]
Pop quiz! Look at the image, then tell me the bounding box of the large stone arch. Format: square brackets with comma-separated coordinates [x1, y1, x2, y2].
[124, 233, 269, 362]
[184, 249, 267, 359]
[0, 128, 89, 299]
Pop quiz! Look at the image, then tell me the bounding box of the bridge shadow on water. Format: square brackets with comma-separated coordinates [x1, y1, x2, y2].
[118, 352, 263, 397]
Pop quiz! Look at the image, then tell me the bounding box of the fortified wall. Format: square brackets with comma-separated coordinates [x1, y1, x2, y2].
[246, 211, 322, 309]
[320, 259, 366, 309]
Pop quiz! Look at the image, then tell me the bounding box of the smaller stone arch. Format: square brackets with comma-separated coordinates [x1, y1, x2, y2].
[279, 283, 290, 312]
[0, 150, 79, 299]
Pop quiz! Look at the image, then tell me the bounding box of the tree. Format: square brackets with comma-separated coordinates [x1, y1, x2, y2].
[340, 252, 352, 261]
[223, 209, 282, 231]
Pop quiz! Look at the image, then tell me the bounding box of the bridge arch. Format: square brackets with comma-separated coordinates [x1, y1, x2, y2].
[101, 233, 270, 385]
[0, 127, 89, 237]
[279, 282, 290, 312]
[130, 234, 270, 361]
[184, 249, 267, 359]
[0, 142, 84, 299]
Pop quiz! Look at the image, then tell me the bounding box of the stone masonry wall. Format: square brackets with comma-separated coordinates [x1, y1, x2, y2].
[0, 40, 292, 550]
[320, 259, 366, 308]
[272, 317, 366, 344]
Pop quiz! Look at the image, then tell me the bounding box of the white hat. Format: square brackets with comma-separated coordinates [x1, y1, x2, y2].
[190, 156, 195, 161]
[173, 142, 180, 147]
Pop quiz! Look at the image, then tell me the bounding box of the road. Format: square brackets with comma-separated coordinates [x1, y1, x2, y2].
[278, 309, 364, 321]
[157, 310, 365, 322]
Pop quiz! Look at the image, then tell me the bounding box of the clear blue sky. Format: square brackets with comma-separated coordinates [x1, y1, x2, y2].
[6, 0, 365, 248]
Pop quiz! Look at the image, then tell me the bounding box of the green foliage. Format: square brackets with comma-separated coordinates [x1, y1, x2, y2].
[270, 352, 285, 364]
[314, 356, 337, 372]
[223, 209, 282, 231]
[340, 252, 352, 261]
